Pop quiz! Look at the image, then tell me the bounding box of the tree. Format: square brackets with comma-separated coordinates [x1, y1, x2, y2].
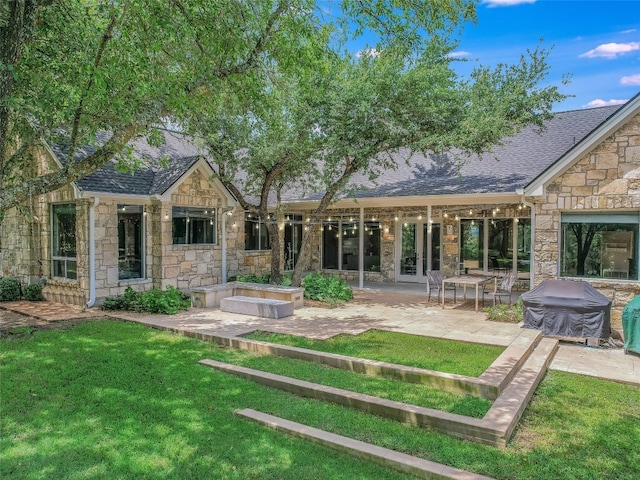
[0, 0, 315, 214]
[188, 34, 566, 285]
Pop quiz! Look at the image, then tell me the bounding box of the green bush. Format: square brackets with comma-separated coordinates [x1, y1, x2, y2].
[483, 298, 523, 323]
[303, 273, 353, 304]
[101, 286, 191, 315]
[0, 278, 21, 302]
[236, 273, 270, 284]
[138, 286, 191, 315]
[22, 284, 44, 302]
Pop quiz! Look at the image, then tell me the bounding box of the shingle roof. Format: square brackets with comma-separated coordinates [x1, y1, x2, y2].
[50, 130, 206, 195]
[49, 104, 623, 201]
[329, 104, 622, 200]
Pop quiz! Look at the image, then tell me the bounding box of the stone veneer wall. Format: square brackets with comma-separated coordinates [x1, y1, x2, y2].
[153, 169, 226, 291]
[534, 112, 640, 329]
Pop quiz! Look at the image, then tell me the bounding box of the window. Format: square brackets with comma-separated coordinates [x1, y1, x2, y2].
[561, 213, 638, 280]
[118, 205, 144, 280]
[172, 207, 217, 245]
[284, 214, 303, 270]
[52, 203, 77, 279]
[245, 213, 270, 251]
[321, 219, 381, 272]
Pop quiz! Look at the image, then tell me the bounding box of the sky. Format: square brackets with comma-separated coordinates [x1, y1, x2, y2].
[454, 0, 640, 111]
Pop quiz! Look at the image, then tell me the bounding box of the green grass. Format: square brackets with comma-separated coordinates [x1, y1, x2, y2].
[2, 320, 639, 480]
[245, 329, 504, 377]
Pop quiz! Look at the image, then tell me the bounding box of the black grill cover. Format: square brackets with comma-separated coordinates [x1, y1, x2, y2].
[522, 279, 611, 338]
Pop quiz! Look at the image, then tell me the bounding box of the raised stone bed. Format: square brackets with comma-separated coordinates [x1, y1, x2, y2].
[190, 281, 304, 309]
[220, 296, 294, 319]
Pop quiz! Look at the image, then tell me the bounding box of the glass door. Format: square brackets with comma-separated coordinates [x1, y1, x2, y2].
[397, 220, 440, 282]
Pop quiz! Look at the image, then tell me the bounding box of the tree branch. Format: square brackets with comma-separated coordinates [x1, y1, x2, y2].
[67, 12, 119, 163]
[0, 124, 139, 212]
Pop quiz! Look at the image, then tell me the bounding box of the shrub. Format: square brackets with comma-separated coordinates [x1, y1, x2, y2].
[0, 278, 21, 302]
[236, 273, 270, 284]
[484, 299, 523, 323]
[303, 273, 353, 304]
[101, 286, 191, 315]
[22, 284, 44, 302]
[138, 286, 191, 315]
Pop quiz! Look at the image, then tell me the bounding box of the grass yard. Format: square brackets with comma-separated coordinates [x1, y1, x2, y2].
[244, 329, 504, 377]
[2, 320, 639, 480]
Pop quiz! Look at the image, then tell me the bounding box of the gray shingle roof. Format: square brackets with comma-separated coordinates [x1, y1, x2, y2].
[287, 105, 621, 201]
[335, 104, 622, 200]
[50, 104, 622, 201]
[50, 130, 206, 195]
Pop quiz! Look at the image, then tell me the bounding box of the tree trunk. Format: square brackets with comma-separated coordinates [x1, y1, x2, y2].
[267, 220, 282, 285]
[291, 225, 316, 286]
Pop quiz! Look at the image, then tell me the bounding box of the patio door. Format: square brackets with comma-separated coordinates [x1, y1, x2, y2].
[397, 220, 440, 283]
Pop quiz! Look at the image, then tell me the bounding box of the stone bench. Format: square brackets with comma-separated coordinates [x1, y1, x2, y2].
[220, 296, 294, 319]
[190, 282, 304, 309]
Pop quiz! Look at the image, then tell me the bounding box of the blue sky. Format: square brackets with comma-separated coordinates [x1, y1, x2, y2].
[327, 0, 640, 112]
[455, 0, 640, 111]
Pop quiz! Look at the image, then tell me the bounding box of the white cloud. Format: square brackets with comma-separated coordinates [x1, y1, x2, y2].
[621, 74, 640, 86]
[579, 42, 640, 59]
[482, 0, 536, 7]
[356, 48, 380, 58]
[448, 50, 470, 58]
[583, 98, 628, 108]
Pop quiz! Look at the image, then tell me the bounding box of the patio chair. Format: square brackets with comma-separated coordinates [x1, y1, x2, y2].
[483, 273, 517, 306]
[426, 270, 456, 303]
[490, 256, 508, 275]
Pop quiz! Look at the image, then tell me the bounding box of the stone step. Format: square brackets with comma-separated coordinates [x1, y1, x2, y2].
[199, 358, 494, 445]
[482, 337, 559, 444]
[220, 295, 294, 319]
[200, 337, 559, 447]
[236, 408, 495, 480]
[212, 334, 497, 399]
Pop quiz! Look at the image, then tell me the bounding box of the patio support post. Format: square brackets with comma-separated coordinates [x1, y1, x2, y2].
[512, 218, 518, 276]
[359, 207, 364, 288]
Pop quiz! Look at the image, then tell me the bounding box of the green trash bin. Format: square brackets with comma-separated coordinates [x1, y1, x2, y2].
[621, 296, 640, 355]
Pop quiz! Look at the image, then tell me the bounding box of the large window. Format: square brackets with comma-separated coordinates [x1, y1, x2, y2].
[52, 203, 77, 279]
[118, 205, 144, 280]
[245, 213, 271, 251]
[561, 213, 638, 280]
[322, 219, 380, 272]
[172, 207, 217, 245]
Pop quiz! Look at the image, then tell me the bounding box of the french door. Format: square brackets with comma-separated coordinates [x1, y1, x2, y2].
[397, 220, 440, 282]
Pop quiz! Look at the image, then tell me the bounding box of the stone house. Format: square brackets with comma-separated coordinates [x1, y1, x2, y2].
[1, 91, 640, 328]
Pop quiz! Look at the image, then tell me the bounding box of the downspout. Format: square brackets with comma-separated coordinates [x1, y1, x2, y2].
[86, 197, 99, 307]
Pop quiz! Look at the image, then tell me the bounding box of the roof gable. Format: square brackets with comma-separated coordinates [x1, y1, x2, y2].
[524, 91, 640, 197]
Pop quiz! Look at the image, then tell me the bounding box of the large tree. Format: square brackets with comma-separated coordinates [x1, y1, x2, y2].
[188, 33, 567, 285]
[0, 0, 319, 213]
[0, 0, 474, 214]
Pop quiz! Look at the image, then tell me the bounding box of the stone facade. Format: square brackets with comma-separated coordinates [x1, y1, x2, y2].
[0, 155, 245, 306]
[534, 112, 640, 328]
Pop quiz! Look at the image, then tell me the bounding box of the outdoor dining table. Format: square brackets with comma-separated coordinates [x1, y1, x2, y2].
[441, 275, 495, 313]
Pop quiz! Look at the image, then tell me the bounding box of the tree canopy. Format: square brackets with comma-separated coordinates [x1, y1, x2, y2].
[184, 30, 567, 284]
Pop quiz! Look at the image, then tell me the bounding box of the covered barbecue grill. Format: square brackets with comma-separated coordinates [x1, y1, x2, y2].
[622, 296, 640, 355]
[522, 279, 611, 339]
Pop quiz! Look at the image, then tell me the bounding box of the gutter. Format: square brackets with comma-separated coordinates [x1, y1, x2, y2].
[86, 197, 99, 307]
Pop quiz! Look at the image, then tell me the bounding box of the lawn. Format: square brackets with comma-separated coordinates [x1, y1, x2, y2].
[2, 320, 639, 480]
[244, 329, 504, 377]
